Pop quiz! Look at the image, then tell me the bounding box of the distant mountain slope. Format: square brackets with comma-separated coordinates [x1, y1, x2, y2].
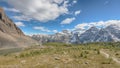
[32, 24, 120, 44]
[32, 30, 72, 44]
[93, 28, 114, 42]
[0, 7, 38, 48]
[79, 26, 99, 43]
[74, 24, 120, 43]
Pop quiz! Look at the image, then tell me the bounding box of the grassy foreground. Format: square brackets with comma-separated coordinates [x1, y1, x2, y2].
[0, 42, 120, 68]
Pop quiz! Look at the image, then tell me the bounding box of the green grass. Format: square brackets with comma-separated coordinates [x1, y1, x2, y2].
[0, 48, 23, 55]
[0, 42, 120, 68]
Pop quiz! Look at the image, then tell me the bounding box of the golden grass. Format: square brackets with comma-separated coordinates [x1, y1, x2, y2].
[0, 42, 120, 68]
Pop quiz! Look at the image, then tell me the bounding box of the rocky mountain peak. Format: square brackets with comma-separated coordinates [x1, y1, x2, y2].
[106, 24, 120, 30]
[87, 26, 99, 32]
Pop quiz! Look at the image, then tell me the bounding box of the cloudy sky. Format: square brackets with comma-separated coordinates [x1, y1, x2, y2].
[0, 0, 120, 35]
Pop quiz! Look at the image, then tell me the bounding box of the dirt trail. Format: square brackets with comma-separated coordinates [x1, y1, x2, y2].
[100, 49, 120, 64]
[100, 50, 109, 58]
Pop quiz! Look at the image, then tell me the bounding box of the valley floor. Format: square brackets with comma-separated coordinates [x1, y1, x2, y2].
[0, 42, 120, 68]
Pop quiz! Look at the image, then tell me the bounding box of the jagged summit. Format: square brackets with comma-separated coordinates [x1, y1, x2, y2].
[78, 26, 99, 43]
[106, 24, 120, 30]
[89, 26, 98, 30]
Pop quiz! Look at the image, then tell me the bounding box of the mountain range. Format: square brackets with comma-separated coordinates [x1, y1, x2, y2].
[32, 30, 72, 44]
[32, 24, 120, 44]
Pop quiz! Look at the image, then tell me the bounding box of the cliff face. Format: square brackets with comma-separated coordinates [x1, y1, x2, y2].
[0, 7, 38, 48]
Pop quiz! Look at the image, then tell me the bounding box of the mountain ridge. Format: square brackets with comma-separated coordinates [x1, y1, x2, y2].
[32, 24, 120, 44]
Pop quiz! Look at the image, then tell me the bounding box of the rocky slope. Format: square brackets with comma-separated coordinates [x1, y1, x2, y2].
[0, 7, 38, 48]
[72, 24, 120, 43]
[94, 25, 120, 42]
[79, 26, 99, 43]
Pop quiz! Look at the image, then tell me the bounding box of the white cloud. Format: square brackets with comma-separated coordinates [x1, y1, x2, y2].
[3, 7, 20, 12]
[3, 7, 32, 21]
[34, 26, 51, 32]
[5, 0, 71, 22]
[75, 23, 88, 30]
[53, 0, 64, 4]
[75, 10, 81, 16]
[15, 22, 25, 27]
[104, 20, 120, 27]
[13, 15, 32, 21]
[53, 30, 58, 33]
[34, 26, 59, 33]
[73, 0, 77, 4]
[61, 17, 75, 24]
[75, 20, 120, 30]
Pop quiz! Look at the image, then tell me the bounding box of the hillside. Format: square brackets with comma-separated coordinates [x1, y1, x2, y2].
[0, 7, 38, 48]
